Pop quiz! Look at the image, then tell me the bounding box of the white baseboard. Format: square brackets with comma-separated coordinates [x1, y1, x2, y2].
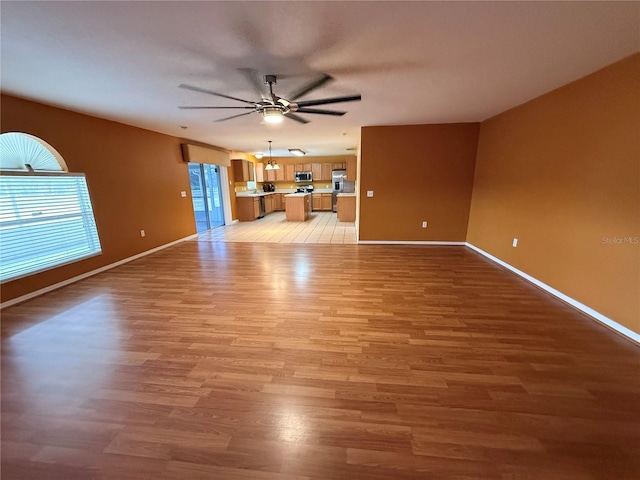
[357, 240, 466, 245]
[465, 242, 640, 345]
[1, 233, 199, 310]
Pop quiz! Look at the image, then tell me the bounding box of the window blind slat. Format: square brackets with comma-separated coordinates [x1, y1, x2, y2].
[0, 175, 102, 282]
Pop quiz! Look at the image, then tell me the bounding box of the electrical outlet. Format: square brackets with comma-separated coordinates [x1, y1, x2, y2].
[367, 190, 374, 197]
[422, 221, 427, 228]
[512, 238, 518, 247]
[140, 230, 145, 237]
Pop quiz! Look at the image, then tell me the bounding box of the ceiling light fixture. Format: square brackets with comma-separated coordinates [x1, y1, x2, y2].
[263, 106, 283, 124]
[254, 153, 263, 159]
[288, 149, 306, 157]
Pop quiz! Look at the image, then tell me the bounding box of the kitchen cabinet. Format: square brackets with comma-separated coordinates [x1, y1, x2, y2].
[311, 163, 322, 181]
[321, 163, 332, 181]
[346, 157, 356, 181]
[295, 163, 311, 172]
[285, 164, 295, 182]
[255, 162, 265, 182]
[237, 196, 259, 221]
[273, 193, 283, 211]
[321, 193, 332, 211]
[265, 195, 274, 214]
[312, 193, 322, 211]
[275, 166, 285, 182]
[232, 159, 255, 182]
[266, 168, 276, 182]
[333, 162, 346, 170]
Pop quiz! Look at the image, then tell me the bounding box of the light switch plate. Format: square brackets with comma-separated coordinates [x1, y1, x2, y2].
[180, 191, 187, 197]
[367, 190, 374, 197]
[512, 238, 518, 247]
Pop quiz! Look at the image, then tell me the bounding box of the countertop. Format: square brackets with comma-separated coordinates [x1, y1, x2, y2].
[337, 193, 356, 197]
[236, 188, 334, 197]
[284, 192, 311, 197]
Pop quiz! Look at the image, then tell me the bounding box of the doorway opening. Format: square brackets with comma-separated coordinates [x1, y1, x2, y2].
[189, 163, 225, 232]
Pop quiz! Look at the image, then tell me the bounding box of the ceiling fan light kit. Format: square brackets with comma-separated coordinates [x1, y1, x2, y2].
[262, 106, 283, 124]
[178, 73, 361, 124]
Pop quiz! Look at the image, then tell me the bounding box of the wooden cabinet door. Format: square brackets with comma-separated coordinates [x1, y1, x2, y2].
[312, 194, 322, 211]
[232, 160, 245, 181]
[266, 168, 276, 182]
[294, 164, 304, 173]
[248, 162, 255, 181]
[275, 166, 285, 182]
[321, 163, 332, 181]
[255, 162, 264, 182]
[273, 193, 282, 210]
[302, 163, 311, 172]
[253, 198, 260, 218]
[311, 163, 322, 181]
[321, 194, 332, 211]
[285, 164, 295, 182]
[265, 195, 274, 213]
[346, 157, 356, 181]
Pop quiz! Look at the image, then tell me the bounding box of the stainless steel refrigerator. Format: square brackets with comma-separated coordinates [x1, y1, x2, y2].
[331, 169, 355, 212]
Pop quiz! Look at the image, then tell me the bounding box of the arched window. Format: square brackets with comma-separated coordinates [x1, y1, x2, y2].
[0, 132, 102, 282]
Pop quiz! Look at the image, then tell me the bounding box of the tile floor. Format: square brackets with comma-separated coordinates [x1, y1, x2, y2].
[196, 211, 357, 244]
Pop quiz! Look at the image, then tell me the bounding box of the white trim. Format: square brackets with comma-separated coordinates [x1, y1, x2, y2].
[1, 233, 199, 310]
[219, 166, 233, 226]
[465, 242, 640, 345]
[357, 240, 466, 245]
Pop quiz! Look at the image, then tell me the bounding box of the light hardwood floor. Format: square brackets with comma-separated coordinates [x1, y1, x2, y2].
[2, 243, 639, 479]
[200, 211, 357, 244]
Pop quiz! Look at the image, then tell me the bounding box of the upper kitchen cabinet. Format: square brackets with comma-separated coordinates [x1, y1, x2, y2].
[311, 163, 322, 181]
[266, 168, 276, 182]
[255, 162, 265, 182]
[275, 166, 286, 182]
[232, 159, 255, 182]
[285, 164, 295, 182]
[346, 157, 356, 181]
[321, 163, 332, 181]
[295, 163, 311, 172]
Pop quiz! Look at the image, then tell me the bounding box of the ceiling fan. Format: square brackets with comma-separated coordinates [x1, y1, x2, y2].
[178, 73, 361, 124]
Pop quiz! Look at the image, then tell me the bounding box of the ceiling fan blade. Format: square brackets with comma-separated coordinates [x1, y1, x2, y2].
[214, 111, 256, 122]
[295, 108, 346, 116]
[295, 95, 361, 108]
[288, 74, 333, 101]
[179, 84, 255, 105]
[179, 106, 255, 109]
[284, 113, 310, 124]
[238, 68, 267, 100]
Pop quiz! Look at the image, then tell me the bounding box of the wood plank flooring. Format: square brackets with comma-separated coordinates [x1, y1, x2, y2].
[2, 243, 639, 479]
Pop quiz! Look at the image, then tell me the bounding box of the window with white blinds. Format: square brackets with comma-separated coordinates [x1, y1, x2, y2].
[0, 174, 102, 282]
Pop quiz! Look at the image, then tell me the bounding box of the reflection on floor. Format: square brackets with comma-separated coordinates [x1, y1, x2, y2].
[197, 211, 357, 244]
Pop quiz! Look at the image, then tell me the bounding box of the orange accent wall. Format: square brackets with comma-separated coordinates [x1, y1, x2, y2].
[359, 124, 479, 241]
[1, 94, 197, 302]
[467, 54, 640, 333]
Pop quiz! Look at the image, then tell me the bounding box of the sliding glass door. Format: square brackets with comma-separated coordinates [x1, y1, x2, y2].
[189, 163, 225, 232]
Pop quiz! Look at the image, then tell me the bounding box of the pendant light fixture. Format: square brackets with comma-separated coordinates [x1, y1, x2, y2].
[264, 140, 280, 171]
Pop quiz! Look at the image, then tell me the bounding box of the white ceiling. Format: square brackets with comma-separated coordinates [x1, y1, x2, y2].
[2, 1, 638, 157]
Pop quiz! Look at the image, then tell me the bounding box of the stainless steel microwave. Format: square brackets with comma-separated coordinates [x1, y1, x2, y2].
[295, 171, 313, 182]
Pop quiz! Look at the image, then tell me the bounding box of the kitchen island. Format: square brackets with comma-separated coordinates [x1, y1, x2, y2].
[284, 193, 311, 221]
[337, 193, 356, 222]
